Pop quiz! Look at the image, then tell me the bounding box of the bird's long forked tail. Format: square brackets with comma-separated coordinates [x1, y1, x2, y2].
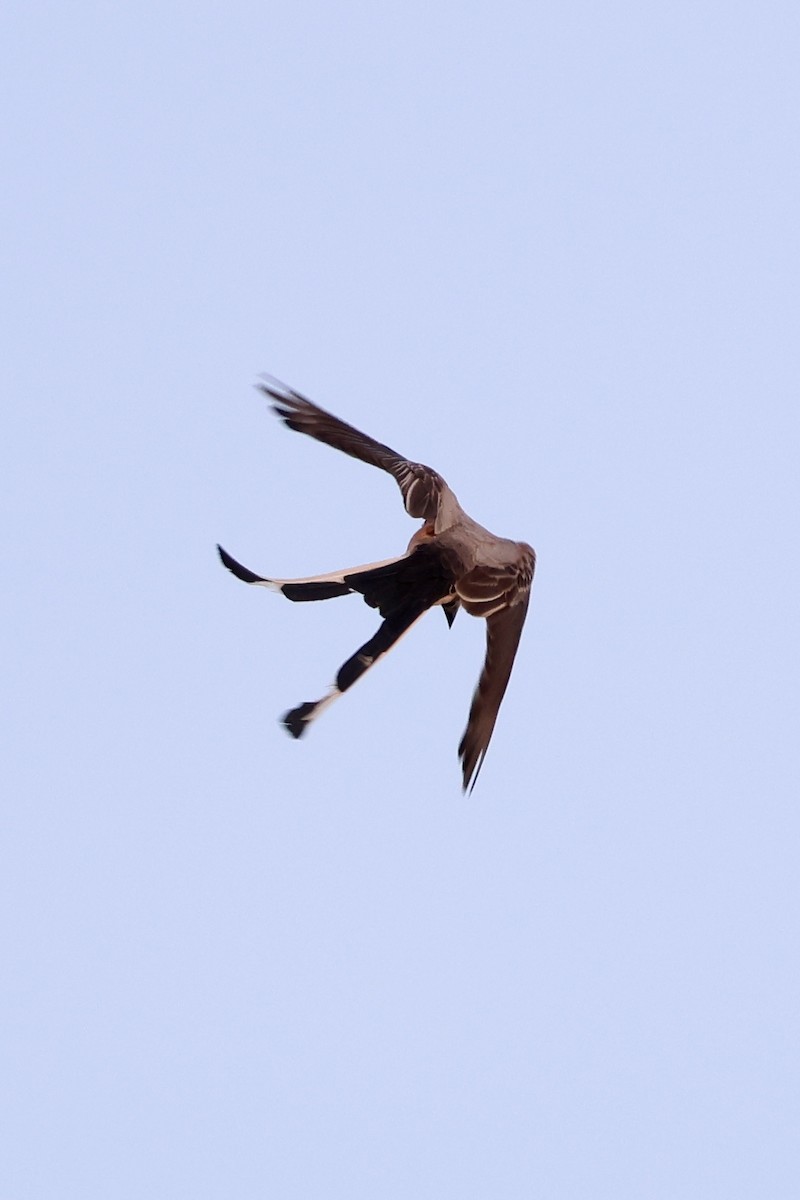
[217, 543, 411, 602]
[217, 540, 459, 622]
[219, 538, 459, 737]
[282, 600, 430, 738]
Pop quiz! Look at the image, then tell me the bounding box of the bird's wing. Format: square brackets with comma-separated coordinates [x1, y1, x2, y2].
[455, 548, 535, 620]
[259, 375, 447, 521]
[456, 547, 535, 792]
[457, 595, 530, 793]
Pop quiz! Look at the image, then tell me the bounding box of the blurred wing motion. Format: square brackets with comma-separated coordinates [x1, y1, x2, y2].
[260, 375, 448, 522]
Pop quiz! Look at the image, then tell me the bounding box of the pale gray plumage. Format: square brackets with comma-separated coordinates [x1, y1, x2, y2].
[218, 375, 536, 792]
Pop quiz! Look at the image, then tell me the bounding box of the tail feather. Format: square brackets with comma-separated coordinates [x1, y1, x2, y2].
[221, 539, 460, 740]
[217, 544, 274, 586]
[280, 580, 352, 601]
[344, 542, 456, 618]
[217, 543, 409, 602]
[282, 700, 319, 738]
[280, 594, 434, 739]
[336, 603, 427, 693]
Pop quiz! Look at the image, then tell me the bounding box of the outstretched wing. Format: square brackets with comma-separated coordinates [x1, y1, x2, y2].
[458, 596, 530, 793]
[455, 546, 535, 792]
[259, 375, 446, 521]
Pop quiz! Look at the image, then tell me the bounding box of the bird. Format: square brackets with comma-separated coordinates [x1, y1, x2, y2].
[217, 375, 536, 792]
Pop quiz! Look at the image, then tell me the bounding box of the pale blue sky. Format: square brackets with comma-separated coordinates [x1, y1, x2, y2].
[3, 1, 799, 1196]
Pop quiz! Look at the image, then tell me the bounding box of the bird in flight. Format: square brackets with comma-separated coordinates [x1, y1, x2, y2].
[218, 376, 536, 791]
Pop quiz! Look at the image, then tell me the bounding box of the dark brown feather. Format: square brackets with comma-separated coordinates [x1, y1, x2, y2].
[259, 377, 446, 521]
[458, 595, 530, 793]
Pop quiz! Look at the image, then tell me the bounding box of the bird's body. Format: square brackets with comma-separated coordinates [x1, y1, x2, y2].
[218, 376, 535, 791]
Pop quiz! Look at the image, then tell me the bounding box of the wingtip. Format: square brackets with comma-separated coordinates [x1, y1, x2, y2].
[256, 372, 291, 398]
[461, 768, 481, 796]
[459, 744, 486, 795]
[256, 374, 311, 416]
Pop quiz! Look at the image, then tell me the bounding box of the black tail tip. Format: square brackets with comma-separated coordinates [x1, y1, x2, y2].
[281, 701, 317, 739]
[217, 544, 266, 585]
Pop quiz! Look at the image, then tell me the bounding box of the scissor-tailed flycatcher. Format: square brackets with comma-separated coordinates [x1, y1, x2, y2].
[218, 376, 535, 791]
